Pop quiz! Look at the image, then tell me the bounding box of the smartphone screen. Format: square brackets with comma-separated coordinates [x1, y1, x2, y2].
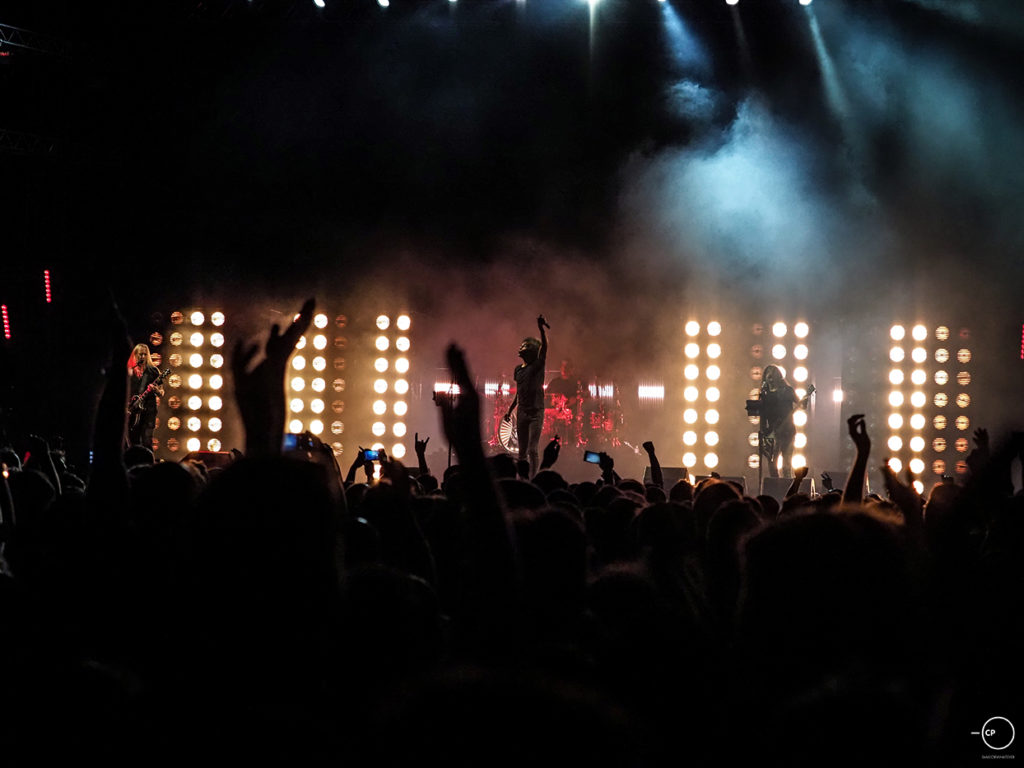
[363, 449, 380, 461]
[282, 433, 300, 451]
[583, 450, 601, 464]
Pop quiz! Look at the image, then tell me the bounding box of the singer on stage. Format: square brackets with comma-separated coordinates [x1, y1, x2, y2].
[757, 364, 806, 478]
[127, 343, 165, 449]
[504, 315, 549, 477]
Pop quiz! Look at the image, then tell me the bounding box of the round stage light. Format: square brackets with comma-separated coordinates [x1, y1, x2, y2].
[372, 422, 386, 437]
[392, 444, 407, 459]
[290, 399, 304, 413]
[187, 437, 201, 452]
[794, 433, 807, 449]
[771, 344, 786, 360]
[311, 378, 326, 392]
[706, 365, 721, 381]
[889, 369, 904, 385]
[208, 395, 223, 411]
[187, 416, 201, 432]
[396, 315, 411, 331]
[707, 321, 722, 336]
[309, 420, 324, 435]
[683, 452, 696, 468]
[910, 391, 926, 408]
[312, 357, 327, 372]
[394, 379, 409, 395]
[684, 409, 698, 424]
[910, 413, 926, 430]
[685, 320, 700, 336]
[209, 374, 223, 390]
[684, 386, 698, 402]
[705, 409, 720, 425]
[396, 337, 410, 352]
[291, 377, 305, 392]
[208, 417, 222, 432]
[706, 343, 721, 359]
[684, 364, 699, 380]
[210, 333, 224, 348]
[794, 322, 809, 338]
[292, 356, 307, 371]
[190, 311, 205, 326]
[210, 354, 224, 369]
[889, 391, 904, 407]
[187, 395, 202, 410]
[373, 400, 387, 416]
[394, 401, 408, 416]
[189, 353, 203, 368]
[188, 374, 203, 389]
[374, 379, 388, 394]
[793, 411, 808, 427]
[705, 431, 719, 446]
[395, 358, 410, 374]
[887, 457, 903, 473]
[704, 453, 719, 469]
[889, 347, 905, 363]
[772, 322, 787, 338]
[911, 369, 927, 386]
[912, 324, 927, 341]
[314, 313, 329, 329]
[210, 311, 225, 327]
[706, 387, 720, 402]
[888, 413, 903, 430]
[376, 315, 390, 330]
[393, 422, 407, 437]
[684, 343, 699, 359]
[190, 332, 204, 347]
[289, 419, 303, 433]
[313, 334, 327, 351]
[311, 399, 325, 414]
[910, 436, 925, 453]
[683, 431, 697, 446]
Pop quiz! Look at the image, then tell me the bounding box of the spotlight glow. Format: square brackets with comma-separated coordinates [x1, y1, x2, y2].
[190, 311, 205, 326]
[707, 321, 721, 336]
[684, 364, 699, 380]
[684, 343, 700, 359]
[313, 313, 329, 329]
[772, 322, 787, 338]
[188, 373, 203, 389]
[396, 315, 411, 331]
[685, 320, 700, 336]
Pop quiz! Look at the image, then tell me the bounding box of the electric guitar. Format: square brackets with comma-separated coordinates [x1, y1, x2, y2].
[759, 384, 815, 458]
[128, 368, 170, 428]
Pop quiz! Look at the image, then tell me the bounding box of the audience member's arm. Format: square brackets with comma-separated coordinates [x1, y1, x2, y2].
[539, 436, 560, 471]
[414, 432, 430, 476]
[345, 447, 368, 487]
[880, 462, 923, 533]
[24, 434, 61, 496]
[537, 314, 548, 364]
[87, 291, 131, 510]
[0, 462, 14, 539]
[643, 441, 663, 488]
[842, 413, 871, 506]
[437, 344, 518, 637]
[232, 298, 314, 458]
[786, 465, 809, 499]
[598, 452, 620, 486]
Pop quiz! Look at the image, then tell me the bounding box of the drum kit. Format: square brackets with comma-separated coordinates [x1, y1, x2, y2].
[491, 389, 622, 454]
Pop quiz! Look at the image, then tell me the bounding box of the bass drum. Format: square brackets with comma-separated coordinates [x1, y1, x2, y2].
[498, 411, 518, 453]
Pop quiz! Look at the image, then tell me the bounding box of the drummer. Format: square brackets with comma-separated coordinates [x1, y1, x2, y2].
[546, 358, 588, 409]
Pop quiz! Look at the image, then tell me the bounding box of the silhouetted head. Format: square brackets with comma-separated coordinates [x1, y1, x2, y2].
[518, 337, 541, 363]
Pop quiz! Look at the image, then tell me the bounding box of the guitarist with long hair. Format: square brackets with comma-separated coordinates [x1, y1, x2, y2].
[127, 343, 166, 449]
[758, 364, 813, 478]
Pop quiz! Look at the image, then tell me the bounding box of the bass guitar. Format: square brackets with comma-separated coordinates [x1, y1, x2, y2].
[128, 368, 170, 428]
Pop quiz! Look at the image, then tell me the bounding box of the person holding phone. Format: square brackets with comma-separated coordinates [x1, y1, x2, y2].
[503, 314, 549, 477]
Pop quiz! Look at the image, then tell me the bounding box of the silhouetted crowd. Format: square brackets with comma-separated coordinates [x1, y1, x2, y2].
[1, 299, 1021, 767]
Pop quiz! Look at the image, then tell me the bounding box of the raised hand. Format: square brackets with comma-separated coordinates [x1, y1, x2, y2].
[540, 436, 560, 470]
[880, 459, 923, 528]
[847, 413, 870, 456]
[437, 344, 483, 464]
[820, 472, 834, 492]
[232, 298, 315, 457]
[415, 433, 430, 455]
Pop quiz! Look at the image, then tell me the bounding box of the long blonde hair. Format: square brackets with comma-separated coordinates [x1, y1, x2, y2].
[127, 344, 152, 374]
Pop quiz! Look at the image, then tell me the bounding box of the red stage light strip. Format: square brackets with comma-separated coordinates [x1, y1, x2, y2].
[44, 270, 52, 303]
[1, 305, 10, 339]
[1020, 323, 1024, 360]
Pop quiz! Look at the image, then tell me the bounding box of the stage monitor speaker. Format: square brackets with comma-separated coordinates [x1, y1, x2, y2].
[759, 476, 794, 502]
[643, 466, 690, 487]
[695, 475, 747, 494]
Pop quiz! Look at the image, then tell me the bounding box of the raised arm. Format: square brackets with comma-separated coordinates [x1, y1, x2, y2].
[537, 314, 549, 364]
[232, 298, 315, 458]
[842, 413, 871, 506]
[643, 441, 663, 488]
[414, 432, 430, 476]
